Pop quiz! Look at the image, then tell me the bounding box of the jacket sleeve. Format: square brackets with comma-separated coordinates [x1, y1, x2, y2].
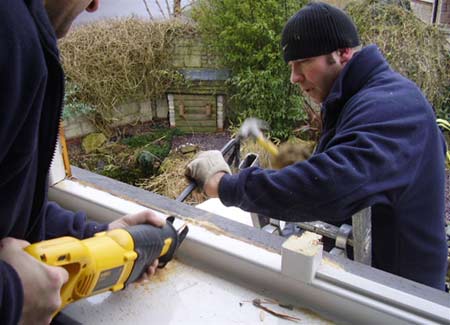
[219, 95, 435, 222]
[0, 261, 23, 325]
[44, 201, 108, 240]
[0, 5, 44, 322]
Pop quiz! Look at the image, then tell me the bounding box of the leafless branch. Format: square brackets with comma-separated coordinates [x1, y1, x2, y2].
[165, 0, 172, 16]
[141, 0, 154, 19]
[154, 0, 167, 18]
[181, 2, 194, 11]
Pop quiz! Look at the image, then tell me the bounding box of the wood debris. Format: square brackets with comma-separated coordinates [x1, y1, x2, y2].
[251, 298, 301, 323]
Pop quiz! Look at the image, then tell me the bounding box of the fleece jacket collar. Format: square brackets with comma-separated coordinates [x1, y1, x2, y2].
[322, 45, 389, 120]
[24, 0, 59, 58]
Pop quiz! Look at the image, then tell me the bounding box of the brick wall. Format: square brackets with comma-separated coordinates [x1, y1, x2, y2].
[63, 98, 169, 139]
[172, 36, 221, 69]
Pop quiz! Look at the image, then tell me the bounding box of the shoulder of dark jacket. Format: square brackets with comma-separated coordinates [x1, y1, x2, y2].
[323, 45, 390, 117]
[22, 0, 60, 57]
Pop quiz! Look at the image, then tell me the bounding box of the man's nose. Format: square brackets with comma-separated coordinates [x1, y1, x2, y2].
[290, 69, 305, 84]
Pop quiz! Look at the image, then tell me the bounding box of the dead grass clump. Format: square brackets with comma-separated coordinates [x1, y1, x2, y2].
[346, 0, 450, 119]
[239, 139, 273, 169]
[140, 140, 273, 204]
[60, 18, 195, 133]
[138, 150, 207, 204]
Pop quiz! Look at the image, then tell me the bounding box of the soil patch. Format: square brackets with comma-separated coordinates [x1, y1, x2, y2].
[170, 131, 232, 152]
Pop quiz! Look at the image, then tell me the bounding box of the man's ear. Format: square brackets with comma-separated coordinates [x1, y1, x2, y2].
[337, 48, 353, 65]
[86, 0, 99, 12]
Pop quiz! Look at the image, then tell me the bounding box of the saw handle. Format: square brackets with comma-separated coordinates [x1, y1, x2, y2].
[124, 220, 179, 285]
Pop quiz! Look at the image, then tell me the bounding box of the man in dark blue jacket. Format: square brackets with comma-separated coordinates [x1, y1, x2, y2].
[0, 0, 164, 324]
[186, 2, 448, 291]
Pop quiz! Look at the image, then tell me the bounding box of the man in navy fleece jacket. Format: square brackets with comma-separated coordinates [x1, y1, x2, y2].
[0, 1, 165, 324]
[186, 2, 448, 290]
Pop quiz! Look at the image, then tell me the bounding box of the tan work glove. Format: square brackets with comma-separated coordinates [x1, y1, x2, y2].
[270, 142, 315, 169]
[185, 150, 231, 191]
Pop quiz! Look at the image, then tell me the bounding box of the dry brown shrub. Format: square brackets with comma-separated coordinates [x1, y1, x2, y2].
[60, 17, 195, 133]
[139, 139, 274, 204]
[346, 0, 450, 118]
[138, 150, 208, 204]
[238, 139, 273, 169]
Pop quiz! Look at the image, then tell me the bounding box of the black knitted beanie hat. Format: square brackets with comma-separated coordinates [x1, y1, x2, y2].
[281, 2, 360, 62]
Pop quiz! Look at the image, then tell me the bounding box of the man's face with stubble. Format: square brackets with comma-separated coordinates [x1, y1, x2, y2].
[44, 0, 99, 38]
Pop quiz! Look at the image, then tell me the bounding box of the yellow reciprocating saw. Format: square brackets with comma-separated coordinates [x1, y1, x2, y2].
[24, 216, 188, 316]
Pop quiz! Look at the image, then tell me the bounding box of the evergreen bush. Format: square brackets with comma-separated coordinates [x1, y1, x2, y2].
[193, 0, 308, 140]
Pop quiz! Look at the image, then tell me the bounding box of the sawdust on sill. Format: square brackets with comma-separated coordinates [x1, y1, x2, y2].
[183, 217, 281, 254]
[322, 257, 344, 271]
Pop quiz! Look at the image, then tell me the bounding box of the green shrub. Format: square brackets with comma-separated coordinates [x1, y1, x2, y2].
[346, 0, 450, 119]
[193, 0, 308, 140]
[62, 80, 96, 120]
[437, 118, 450, 168]
[229, 67, 304, 140]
